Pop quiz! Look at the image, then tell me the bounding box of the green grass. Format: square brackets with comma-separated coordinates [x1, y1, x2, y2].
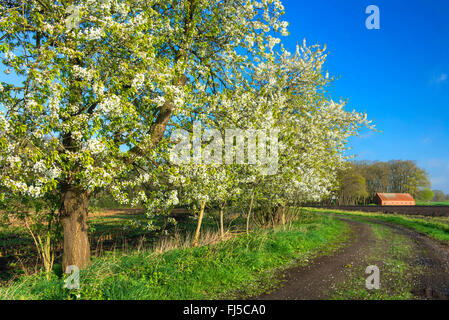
[0, 212, 351, 300]
[415, 201, 449, 206]
[331, 223, 422, 300]
[304, 207, 449, 244]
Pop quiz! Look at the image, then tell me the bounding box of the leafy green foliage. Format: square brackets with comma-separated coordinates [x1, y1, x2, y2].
[416, 188, 434, 202]
[338, 160, 431, 203]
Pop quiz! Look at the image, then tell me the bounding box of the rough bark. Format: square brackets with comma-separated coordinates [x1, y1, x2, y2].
[60, 185, 90, 270]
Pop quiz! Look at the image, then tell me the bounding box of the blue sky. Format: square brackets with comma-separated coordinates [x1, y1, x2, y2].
[281, 0, 449, 192]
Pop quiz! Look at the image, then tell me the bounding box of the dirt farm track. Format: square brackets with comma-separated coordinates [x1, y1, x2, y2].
[313, 206, 449, 217]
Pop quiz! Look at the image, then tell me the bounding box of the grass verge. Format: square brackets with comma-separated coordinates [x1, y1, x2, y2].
[415, 201, 449, 206]
[0, 212, 350, 300]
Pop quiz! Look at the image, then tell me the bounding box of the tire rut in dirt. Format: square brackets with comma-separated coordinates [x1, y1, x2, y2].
[251, 219, 376, 300]
[251, 216, 449, 300]
[364, 218, 449, 299]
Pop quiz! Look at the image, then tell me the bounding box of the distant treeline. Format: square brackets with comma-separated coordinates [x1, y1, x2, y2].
[430, 190, 449, 202]
[335, 160, 440, 205]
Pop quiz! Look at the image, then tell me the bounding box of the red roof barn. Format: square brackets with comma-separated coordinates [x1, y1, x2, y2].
[374, 193, 415, 206]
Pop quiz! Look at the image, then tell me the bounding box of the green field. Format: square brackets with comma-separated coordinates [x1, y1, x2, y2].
[415, 201, 449, 206]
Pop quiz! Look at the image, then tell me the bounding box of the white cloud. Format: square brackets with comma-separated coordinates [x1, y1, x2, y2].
[431, 73, 448, 84]
[436, 73, 447, 83]
[358, 131, 375, 139]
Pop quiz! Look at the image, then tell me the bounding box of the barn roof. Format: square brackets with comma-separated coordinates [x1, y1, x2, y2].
[376, 193, 415, 201]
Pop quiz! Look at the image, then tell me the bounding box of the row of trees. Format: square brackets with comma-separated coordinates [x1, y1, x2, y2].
[0, 0, 371, 271]
[336, 160, 431, 205]
[415, 189, 449, 202]
[431, 190, 449, 202]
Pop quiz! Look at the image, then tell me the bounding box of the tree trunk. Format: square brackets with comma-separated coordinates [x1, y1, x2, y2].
[219, 204, 225, 239]
[60, 185, 91, 270]
[246, 189, 256, 235]
[193, 201, 206, 247]
[281, 208, 286, 230]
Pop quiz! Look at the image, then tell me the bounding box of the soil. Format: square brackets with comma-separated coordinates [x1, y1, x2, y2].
[252, 217, 449, 300]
